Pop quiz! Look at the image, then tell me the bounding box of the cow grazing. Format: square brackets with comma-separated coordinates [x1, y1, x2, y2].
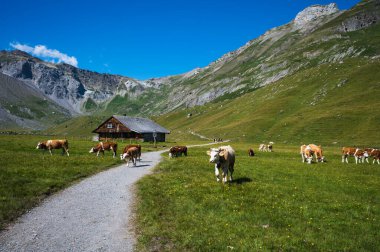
[207, 145, 235, 183]
[259, 142, 274, 152]
[120, 146, 139, 167]
[169, 146, 188, 158]
[89, 142, 117, 158]
[342, 147, 368, 164]
[36, 139, 69, 156]
[300, 144, 314, 164]
[248, 148, 255, 157]
[308, 144, 326, 162]
[259, 144, 267, 152]
[370, 149, 380, 164]
[122, 144, 141, 161]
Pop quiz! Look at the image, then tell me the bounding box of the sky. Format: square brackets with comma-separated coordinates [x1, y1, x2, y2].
[1, 0, 360, 80]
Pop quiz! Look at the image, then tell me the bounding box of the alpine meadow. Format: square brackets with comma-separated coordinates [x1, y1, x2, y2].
[0, 0, 379, 251]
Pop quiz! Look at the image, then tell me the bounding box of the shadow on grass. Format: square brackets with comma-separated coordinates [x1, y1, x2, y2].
[231, 177, 253, 184]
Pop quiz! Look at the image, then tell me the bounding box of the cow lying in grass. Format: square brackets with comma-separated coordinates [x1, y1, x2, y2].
[207, 145, 235, 183]
[36, 139, 69, 156]
[89, 141, 117, 158]
[169, 146, 188, 158]
[120, 146, 139, 167]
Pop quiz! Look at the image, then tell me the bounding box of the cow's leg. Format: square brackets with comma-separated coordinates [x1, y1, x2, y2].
[302, 153, 305, 163]
[229, 165, 234, 182]
[342, 155, 345, 163]
[97, 150, 100, 157]
[65, 148, 69, 157]
[214, 164, 220, 182]
[355, 156, 359, 164]
[222, 165, 228, 183]
[49, 148, 53, 156]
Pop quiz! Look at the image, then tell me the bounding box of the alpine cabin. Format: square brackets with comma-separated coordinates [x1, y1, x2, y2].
[92, 115, 170, 142]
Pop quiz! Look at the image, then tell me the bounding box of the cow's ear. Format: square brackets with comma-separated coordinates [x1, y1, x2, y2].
[206, 151, 211, 155]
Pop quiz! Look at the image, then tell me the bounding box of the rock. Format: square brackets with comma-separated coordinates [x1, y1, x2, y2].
[294, 3, 339, 29]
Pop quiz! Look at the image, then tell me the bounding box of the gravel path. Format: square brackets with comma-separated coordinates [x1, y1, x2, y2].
[0, 142, 222, 252]
[0, 150, 165, 252]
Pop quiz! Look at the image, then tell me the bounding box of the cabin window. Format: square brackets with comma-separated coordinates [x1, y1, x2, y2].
[107, 123, 113, 129]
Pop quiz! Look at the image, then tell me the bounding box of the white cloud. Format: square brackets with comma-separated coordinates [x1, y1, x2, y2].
[10, 43, 78, 67]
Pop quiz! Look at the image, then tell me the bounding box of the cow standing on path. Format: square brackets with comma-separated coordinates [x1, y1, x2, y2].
[36, 139, 69, 156]
[120, 147, 139, 167]
[122, 144, 141, 161]
[300, 144, 314, 164]
[207, 145, 235, 183]
[89, 142, 118, 158]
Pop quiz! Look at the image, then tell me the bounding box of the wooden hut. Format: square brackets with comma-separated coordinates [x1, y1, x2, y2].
[92, 115, 170, 142]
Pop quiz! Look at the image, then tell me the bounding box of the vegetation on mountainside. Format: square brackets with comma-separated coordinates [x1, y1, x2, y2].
[157, 57, 380, 146]
[136, 144, 380, 251]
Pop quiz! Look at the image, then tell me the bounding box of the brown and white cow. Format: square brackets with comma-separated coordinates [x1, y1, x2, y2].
[120, 146, 139, 167]
[300, 144, 314, 164]
[369, 149, 380, 164]
[89, 141, 117, 158]
[122, 144, 141, 161]
[308, 144, 326, 162]
[169, 146, 188, 158]
[342, 147, 368, 164]
[207, 145, 235, 183]
[259, 142, 274, 152]
[36, 139, 69, 156]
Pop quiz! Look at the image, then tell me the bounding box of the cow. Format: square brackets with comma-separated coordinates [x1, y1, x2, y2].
[259, 144, 267, 152]
[364, 148, 376, 163]
[267, 142, 274, 152]
[120, 146, 139, 167]
[36, 139, 69, 156]
[370, 149, 380, 164]
[207, 145, 235, 183]
[248, 148, 255, 157]
[89, 141, 117, 158]
[300, 144, 314, 164]
[122, 144, 141, 161]
[169, 146, 188, 158]
[308, 144, 326, 162]
[342, 147, 368, 164]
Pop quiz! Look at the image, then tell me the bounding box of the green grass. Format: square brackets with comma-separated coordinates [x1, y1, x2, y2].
[135, 143, 380, 251]
[0, 135, 129, 229]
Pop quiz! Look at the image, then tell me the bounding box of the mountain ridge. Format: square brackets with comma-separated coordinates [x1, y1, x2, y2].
[0, 0, 379, 130]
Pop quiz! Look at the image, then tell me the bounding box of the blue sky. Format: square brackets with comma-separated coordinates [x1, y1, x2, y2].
[1, 0, 360, 80]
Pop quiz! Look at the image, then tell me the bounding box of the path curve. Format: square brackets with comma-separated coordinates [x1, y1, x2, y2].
[0, 142, 222, 252]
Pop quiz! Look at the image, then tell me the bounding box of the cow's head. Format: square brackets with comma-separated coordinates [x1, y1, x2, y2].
[36, 142, 46, 150]
[89, 147, 95, 153]
[207, 148, 225, 163]
[120, 153, 126, 160]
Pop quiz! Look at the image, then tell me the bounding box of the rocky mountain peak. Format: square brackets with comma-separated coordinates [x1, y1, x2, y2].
[294, 3, 339, 29]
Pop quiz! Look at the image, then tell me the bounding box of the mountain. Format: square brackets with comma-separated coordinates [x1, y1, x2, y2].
[0, 0, 379, 132]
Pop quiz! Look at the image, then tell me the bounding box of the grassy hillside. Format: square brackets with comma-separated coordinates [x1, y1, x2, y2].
[44, 115, 106, 137]
[0, 73, 70, 130]
[157, 57, 380, 146]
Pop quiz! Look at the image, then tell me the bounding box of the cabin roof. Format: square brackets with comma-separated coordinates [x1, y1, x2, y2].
[113, 115, 170, 134]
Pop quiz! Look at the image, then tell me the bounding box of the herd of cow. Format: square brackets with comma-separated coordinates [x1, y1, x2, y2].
[35, 139, 379, 183]
[35, 139, 141, 166]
